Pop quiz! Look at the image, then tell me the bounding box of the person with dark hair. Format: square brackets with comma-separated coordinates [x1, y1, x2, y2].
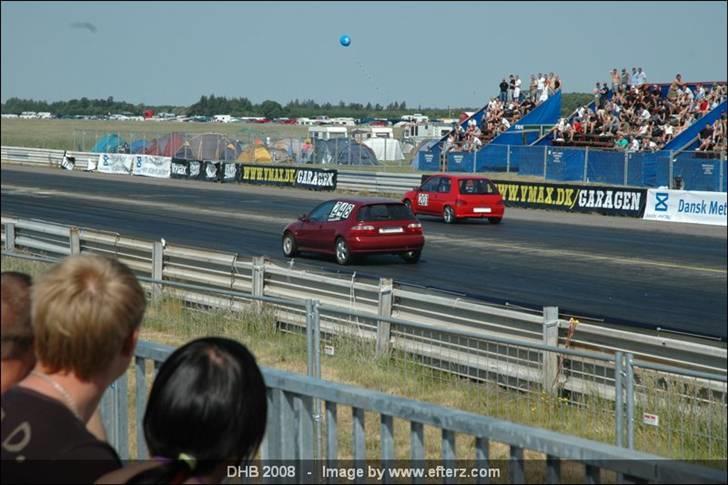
[1, 272, 34, 394]
[499, 78, 508, 102]
[97, 337, 268, 484]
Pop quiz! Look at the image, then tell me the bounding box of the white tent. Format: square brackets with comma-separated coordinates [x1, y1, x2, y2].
[362, 138, 405, 161]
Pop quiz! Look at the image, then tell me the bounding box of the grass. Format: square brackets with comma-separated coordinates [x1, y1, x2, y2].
[2, 254, 725, 473]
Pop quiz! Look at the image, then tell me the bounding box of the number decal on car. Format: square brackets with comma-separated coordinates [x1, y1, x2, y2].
[417, 193, 429, 207]
[328, 202, 355, 221]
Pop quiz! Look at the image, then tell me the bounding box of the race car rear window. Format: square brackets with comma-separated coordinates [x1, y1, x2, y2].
[458, 179, 499, 195]
[359, 203, 415, 221]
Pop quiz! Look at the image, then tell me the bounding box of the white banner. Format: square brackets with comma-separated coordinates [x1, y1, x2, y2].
[132, 155, 172, 178]
[97, 153, 133, 175]
[643, 189, 727, 226]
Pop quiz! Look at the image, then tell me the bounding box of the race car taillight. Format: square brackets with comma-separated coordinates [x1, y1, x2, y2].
[351, 224, 377, 235]
[406, 222, 423, 233]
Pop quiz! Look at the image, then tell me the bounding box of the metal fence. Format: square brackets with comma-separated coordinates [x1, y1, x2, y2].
[66, 129, 414, 167]
[417, 144, 728, 192]
[98, 340, 724, 483]
[2, 217, 726, 463]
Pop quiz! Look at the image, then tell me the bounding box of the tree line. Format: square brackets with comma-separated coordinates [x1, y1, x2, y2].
[2, 93, 592, 119]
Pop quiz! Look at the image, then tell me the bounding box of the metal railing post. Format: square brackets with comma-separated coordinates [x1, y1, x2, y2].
[542, 306, 559, 394]
[4, 222, 15, 251]
[624, 153, 629, 185]
[668, 151, 674, 188]
[473, 149, 477, 174]
[151, 241, 163, 302]
[626, 352, 635, 450]
[720, 156, 725, 192]
[583, 147, 589, 182]
[614, 351, 624, 447]
[252, 256, 265, 311]
[543, 146, 548, 179]
[69, 226, 80, 255]
[506, 145, 511, 173]
[376, 278, 393, 356]
[305, 299, 322, 460]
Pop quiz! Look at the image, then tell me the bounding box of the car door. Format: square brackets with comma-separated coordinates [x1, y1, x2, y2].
[317, 200, 357, 252]
[297, 201, 335, 250]
[416, 176, 440, 215]
[430, 176, 452, 214]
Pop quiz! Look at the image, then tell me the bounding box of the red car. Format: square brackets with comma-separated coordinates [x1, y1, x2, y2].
[282, 198, 425, 265]
[402, 174, 505, 224]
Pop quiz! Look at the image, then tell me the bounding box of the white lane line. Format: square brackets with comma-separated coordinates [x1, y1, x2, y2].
[2, 183, 725, 276]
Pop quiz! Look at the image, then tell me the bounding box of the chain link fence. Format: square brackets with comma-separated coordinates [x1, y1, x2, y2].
[71, 128, 416, 170]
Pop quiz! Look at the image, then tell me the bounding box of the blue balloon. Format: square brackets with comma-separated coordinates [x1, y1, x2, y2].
[339, 35, 351, 47]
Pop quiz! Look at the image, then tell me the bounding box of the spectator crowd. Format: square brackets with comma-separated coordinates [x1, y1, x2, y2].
[446, 72, 563, 153]
[553, 69, 727, 153]
[1, 255, 268, 484]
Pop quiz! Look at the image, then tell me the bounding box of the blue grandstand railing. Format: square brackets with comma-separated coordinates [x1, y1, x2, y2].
[490, 90, 562, 146]
[414, 143, 726, 191]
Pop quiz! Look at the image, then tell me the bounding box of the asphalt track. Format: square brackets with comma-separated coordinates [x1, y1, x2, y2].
[1, 165, 726, 340]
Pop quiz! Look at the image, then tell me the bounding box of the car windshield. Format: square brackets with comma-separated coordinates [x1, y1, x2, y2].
[358, 203, 415, 221]
[458, 179, 499, 195]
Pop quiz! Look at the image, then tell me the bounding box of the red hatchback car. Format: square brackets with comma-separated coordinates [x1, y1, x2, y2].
[402, 174, 505, 224]
[282, 198, 425, 265]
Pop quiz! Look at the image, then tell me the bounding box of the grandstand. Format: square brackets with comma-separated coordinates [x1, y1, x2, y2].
[414, 72, 727, 190]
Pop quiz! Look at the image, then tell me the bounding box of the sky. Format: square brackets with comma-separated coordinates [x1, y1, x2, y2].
[2, 1, 726, 108]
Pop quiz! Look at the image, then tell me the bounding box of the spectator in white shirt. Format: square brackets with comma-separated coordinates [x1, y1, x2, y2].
[539, 87, 549, 103]
[695, 84, 706, 100]
[514, 75, 522, 102]
[640, 107, 651, 122]
[628, 136, 640, 152]
[536, 73, 545, 100]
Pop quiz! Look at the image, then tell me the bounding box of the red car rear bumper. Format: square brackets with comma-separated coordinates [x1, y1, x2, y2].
[348, 234, 425, 253]
[454, 206, 505, 219]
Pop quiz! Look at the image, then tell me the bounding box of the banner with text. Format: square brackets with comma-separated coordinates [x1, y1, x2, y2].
[643, 189, 727, 226]
[492, 180, 647, 217]
[132, 155, 172, 179]
[170, 158, 189, 179]
[97, 153, 133, 175]
[240, 165, 337, 191]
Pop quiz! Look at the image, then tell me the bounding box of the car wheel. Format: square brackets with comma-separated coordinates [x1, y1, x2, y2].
[443, 206, 456, 224]
[400, 249, 421, 264]
[282, 232, 298, 257]
[488, 217, 502, 224]
[335, 237, 351, 265]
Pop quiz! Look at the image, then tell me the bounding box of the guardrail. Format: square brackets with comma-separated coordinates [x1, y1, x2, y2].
[0, 145, 421, 195]
[2, 216, 724, 375]
[94, 339, 724, 483]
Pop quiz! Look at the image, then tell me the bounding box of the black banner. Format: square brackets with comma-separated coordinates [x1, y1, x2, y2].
[239, 165, 337, 191]
[188, 160, 202, 179]
[220, 162, 241, 183]
[170, 158, 189, 178]
[491, 179, 647, 217]
[294, 168, 337, 191]
[202, 161, 220, 181]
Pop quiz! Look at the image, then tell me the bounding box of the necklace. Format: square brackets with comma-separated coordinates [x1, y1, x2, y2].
[30, 370, 82, 421]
